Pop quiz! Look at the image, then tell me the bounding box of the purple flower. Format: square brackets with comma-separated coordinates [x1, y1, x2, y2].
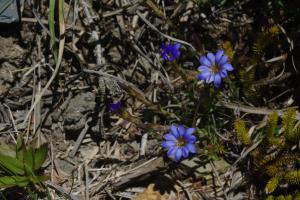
[109, 101, 123, 113]
[162, 124, 197, 162]
[161, 42, 181, 61]
[197, 50, 234, 88]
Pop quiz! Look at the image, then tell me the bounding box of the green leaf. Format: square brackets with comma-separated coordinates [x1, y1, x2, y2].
[0, 176, 30, 188]
[34, 144, 48, 170]
[0, 143, 16, 158]
[16, 137, 24, 161]
[277, 0, 284, 7]
[0, 155, 25, 175]
[16, 136, 23, 150]
[31, 175, 49, 184]
[16, 148, 24, 164]
[23, 147, 34, 173]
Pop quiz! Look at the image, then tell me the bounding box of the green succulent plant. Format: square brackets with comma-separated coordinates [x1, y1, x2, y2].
[0, 136, 49, 188]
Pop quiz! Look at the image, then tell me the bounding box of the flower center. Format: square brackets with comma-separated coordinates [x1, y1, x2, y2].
[167, 52, 173, 59]
[177, 137, 186, 147]
[211, 64, 220, 74]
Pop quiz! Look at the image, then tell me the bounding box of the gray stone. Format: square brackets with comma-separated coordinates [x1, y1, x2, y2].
[0, 0, 24, 23]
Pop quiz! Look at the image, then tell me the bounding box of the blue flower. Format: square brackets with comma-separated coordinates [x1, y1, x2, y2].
[109, 101, 123, 113]
[197, 50, 234, 88]
[162, 124, 197, 162]
[161, 42, 181, 61]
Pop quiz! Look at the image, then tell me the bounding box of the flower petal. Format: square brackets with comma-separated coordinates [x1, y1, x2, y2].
[199, 56, 211, 67]
[218, 55, 228, 65]
[109, 101, 123, 113]
[198, 65, 210, 72]
[215, 50, 224, 62]
[219, 69, 228, 78]
[162, 141, 176, 148]
[161, 43, 181, 61]
[185, 128, 196, 135]
[173, 51, 181, 60]
[178, 125, 185, 136]
[207, 53, 215, 65]
[197, 71, 211, 81]
[167, 146, 178, 157]
[182, 147, 189, 158]
[222, 63, 234, 71]
[214, 74, 222, 88]
[170, 124, 179, 137]
[164, 133, 177, 141]
[162, 53, 170, 61]
[174, 43, 181, 50]
[186, 143, 196, 153]
[206, 74, 214, 83]
[174, 148, 183, 162]
[185, 135, 196, 143]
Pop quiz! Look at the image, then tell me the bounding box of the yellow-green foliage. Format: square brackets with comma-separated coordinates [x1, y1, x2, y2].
[283, 108, 296, 140]
[267, 137, 283, 146]
[277, 195, 285, 200]
[267, 194, 292, 200]
[285, 195, 293, 200]
[268, 194, 295, 200]
[234, 108, 300, 196]
[215, 144, 225, 155]
[266, 112, 278, 138]
[234, 120, 252, 145]
[266, 196, 275, 200]
[237, 65, 256, 100]
[266, 176, 280, 194]
[252, 25, 281, 57]
[222, 41, 234, 61]
[295, 193, 300, 200]
[282, 195, 292, 200]
[293, 126, 300, 141]
[265, 165, 279, 177]
[235, 25, 283, 102]
[284, 170, 300, 185]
